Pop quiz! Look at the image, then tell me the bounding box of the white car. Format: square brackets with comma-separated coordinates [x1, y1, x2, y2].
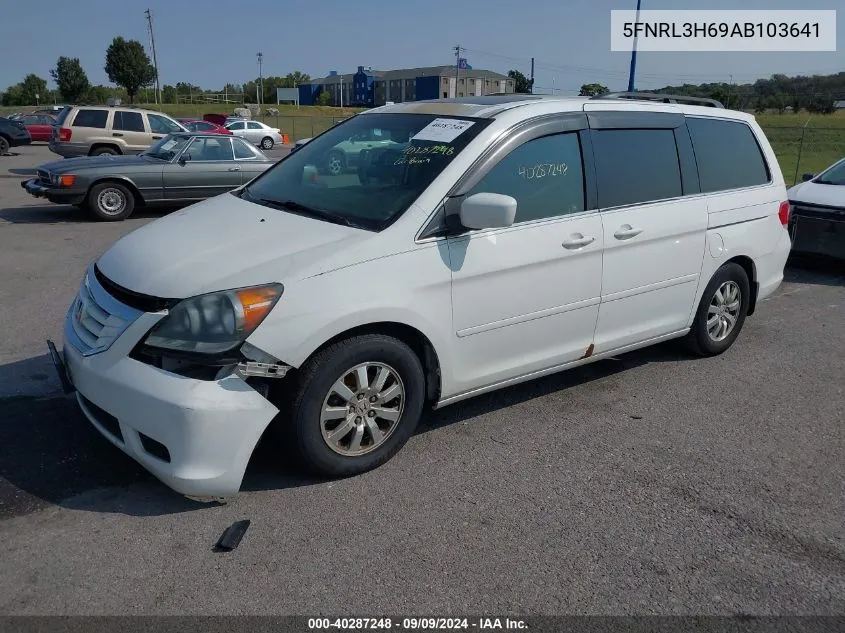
[226, 119, 284, 149]
[786, 157, 845, 260]
[53, 93, 791, 499]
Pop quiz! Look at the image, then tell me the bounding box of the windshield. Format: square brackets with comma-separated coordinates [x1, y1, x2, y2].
[241, 113, 491, 231]
[815, 159, 845, 186]
[142, 134, 192, 160]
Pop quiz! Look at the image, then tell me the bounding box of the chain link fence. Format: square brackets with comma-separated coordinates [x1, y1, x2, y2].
[759, 125, 845, 186]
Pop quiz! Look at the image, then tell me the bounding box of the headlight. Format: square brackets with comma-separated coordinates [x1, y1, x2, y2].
[143, 284, 283, 355]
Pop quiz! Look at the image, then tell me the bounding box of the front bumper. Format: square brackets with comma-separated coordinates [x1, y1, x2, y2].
[21, 178, 86, 205]
[58, 269, 280, 498]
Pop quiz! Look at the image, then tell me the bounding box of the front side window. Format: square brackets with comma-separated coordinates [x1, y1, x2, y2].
[72, 109, 108, 128]
[687, 117, 770, 193]
[185, 137, 234, 161]
[241, 113, 492, 231]
[148, 113, 183, 134]
[467, 132, 585, 223]
[591, 129, 682, 208]
[228, 122, 245, 131]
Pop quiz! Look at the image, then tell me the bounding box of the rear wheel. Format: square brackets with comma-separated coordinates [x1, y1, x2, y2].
[284, 334, 426, 477]
[87, 181, 135, 221]
[0, 136, 10, 155]
[260, 136, 274, 150]
[686, 262, 750, 356]
[89, 146, 119, 156]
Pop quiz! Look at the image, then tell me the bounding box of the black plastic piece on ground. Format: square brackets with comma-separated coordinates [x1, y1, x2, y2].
[215, 520, 251, 551]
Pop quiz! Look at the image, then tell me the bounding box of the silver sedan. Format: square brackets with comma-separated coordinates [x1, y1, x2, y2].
[225, 120, 284, 150]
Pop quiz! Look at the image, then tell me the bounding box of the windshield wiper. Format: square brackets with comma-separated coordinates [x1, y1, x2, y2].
[256, 197, 359, 228]
[814, 179, 836, 185]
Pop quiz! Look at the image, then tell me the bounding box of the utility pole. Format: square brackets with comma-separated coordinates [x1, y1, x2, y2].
[454, 45, 462, 98]
[530, 57, 535, 94]
[257, 52, 264, 110]
[144, 9, 161, 104]
[626, 0, 642, 92]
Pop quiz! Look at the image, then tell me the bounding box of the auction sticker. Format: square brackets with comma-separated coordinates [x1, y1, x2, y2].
[412, 118, 475, 143]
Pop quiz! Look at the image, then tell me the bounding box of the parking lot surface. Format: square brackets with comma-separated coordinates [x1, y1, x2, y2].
[0, 145, 843, 615]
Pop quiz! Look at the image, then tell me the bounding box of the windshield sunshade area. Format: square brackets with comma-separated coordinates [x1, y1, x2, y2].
[143, 134, 192, 161]
[240, 113, 492, 231]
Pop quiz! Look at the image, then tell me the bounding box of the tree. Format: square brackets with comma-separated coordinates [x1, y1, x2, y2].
[316, 89, 332, 106]
[508, 70, 533, 94]
[286, 71, 310, 86]
[579, 83, 609, 96]
[50, 56, 90, 103]
[104, 37, 156, 103]
[1, 85, 23, 106]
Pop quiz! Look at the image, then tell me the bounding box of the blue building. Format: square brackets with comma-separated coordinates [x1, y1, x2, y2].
[298, 65, 514, 107]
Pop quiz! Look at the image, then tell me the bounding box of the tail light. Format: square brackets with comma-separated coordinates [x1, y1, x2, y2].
[58, 127, 72, 142]
[778, 201, 791, 227]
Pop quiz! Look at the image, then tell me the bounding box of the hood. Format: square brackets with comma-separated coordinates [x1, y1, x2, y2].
[787, 180, 845, 209]
[39, 154, 157, 174]
[96, 193, 372, 298]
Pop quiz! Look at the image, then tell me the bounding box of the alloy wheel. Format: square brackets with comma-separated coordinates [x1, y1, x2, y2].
[707, 281, 741, 342]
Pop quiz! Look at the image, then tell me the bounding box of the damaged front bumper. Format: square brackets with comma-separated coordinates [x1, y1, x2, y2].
[58, 270, 285, 499]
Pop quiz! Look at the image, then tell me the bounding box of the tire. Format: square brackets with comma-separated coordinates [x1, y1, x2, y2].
[327, 150, 345, 175]
[0, 136, 10, 155]
[686, 262, 750, 356]
[260, 136, 274, 150]
[285, 334, 426, 477]
[90, 146, 119, 156]
[87, 181, 135, 221]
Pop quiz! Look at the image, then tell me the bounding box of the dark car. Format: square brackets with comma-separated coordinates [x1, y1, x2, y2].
[0, 116, 32, 154]
[21, 133, 274, 221]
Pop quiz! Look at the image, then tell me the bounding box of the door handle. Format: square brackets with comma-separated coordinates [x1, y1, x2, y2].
[614, 224, 643, 240]
[228, 166, 241, 172]
[112, 132, 123, 137]
[562, 234, 595, 249]
[151, 135, 162, 140]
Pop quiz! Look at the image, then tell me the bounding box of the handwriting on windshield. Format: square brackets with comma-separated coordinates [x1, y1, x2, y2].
[519, 163, 568, 179]
[403, 144, 455, 156]
[394, 156, 432, 166]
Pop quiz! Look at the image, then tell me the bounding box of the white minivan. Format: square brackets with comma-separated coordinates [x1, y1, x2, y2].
[53, 94, 792, 499]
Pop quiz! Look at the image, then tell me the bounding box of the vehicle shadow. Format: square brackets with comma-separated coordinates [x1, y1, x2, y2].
[785, 256, 845, 285]
[0, 204, 176, 225]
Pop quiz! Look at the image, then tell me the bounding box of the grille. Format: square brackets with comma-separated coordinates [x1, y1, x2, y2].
[67, 266, 143, 356]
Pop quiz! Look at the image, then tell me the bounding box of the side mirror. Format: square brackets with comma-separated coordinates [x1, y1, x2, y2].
[179, 153, 191, 165]
[459, 192, 517, 230]
[801, 173, 814, 182]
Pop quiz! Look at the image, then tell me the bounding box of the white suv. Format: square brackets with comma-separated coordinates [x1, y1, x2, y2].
[54, 94, 792, 499]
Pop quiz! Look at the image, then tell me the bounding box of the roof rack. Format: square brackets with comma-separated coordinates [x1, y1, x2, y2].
[592, 92, 724, 108]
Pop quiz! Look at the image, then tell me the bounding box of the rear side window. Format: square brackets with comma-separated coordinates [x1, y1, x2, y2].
[113, 111, 145, 132]
[591, 129, 682, 208]
[72, 109, 108, 129]
[247, 121, 262, 130]
[687, 118, 770, 192]
[234, 138, 258, 159]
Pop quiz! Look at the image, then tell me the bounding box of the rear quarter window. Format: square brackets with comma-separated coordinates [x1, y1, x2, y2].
[687, 117, 770, 193]
[71, 109, 109, 129]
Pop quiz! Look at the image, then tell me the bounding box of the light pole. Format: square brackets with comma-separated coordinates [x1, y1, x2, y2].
[257, 52, 264, 110]
[626, 0, 643, 92]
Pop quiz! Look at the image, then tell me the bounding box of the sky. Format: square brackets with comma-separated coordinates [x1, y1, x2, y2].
[1, 0, 843, 96]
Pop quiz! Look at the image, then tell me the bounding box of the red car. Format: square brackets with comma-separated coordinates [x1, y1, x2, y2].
[176, 118, 232, 135]
[11, 113, 55, 142]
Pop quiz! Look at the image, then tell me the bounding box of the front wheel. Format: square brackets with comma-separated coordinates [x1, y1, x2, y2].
[285, 334, 426, 477]
[0, 136, 10, 155]
[686, 262, 750, 356]
[87, 181, 135, 221]
[260, 136, 274, 150]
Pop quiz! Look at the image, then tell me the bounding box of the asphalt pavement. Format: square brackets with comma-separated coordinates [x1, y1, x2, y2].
[0, 145, 843, 615]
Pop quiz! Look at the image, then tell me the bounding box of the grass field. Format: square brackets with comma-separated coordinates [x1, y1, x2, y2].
[3, 104, 842, 182]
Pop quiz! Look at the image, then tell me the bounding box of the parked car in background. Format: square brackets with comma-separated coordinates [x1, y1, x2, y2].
[23, 133, 273, 221]
[322, 126, 402, 175]
[179, 119, 233, 135]
[289, 137, 311, 154]
[787, 157, 845, 261]
[0, 116, 32, 154]
[10, 113, 56, 141]
[226, 119, 283, 149]
[50, 94, 791, 498]
[203, 113, 229, 126]
[49, 105, 189, 158]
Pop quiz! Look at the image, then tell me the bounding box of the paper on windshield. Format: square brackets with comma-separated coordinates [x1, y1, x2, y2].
[411, 118, 475, 143]
[159, 138, 179, 151]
